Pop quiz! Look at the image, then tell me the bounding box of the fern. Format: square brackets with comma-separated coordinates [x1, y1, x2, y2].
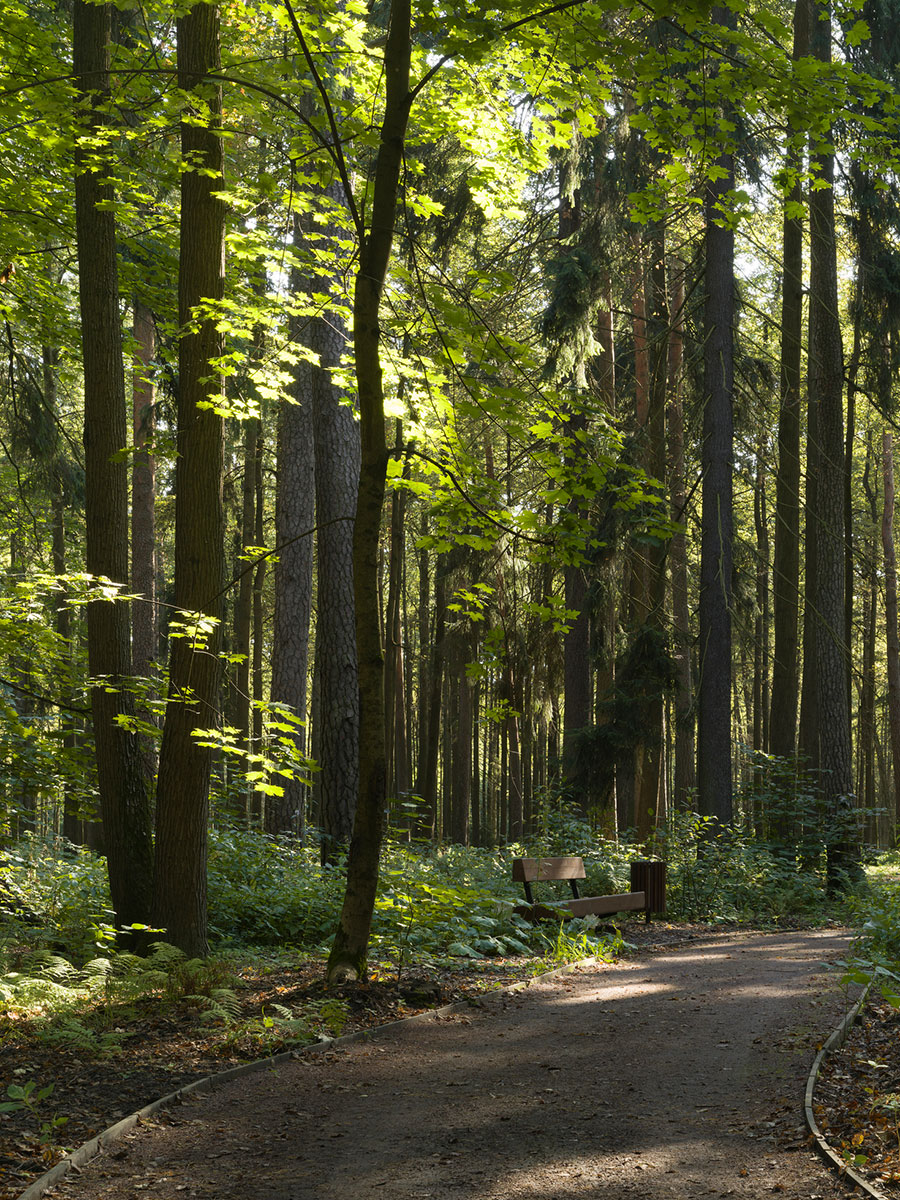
[38, 1016, 127, 1057]
[25, 951, 78, 982]
[192, 987, 242, 1024]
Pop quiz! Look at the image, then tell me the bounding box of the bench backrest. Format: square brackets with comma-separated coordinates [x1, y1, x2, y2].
[512, 856, 585, 883]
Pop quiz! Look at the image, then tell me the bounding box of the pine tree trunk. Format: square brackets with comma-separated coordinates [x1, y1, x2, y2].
[753, 454, 769, 755]
[559, 167, 591, 785]
[769, 0, 808, 763]
[384, 423, 409, 804]
[697, 16, 735, 824]
[268, 211, 316, 837]
[251, 426, 266, 826]
[153, 1, 225, 956]
[232, 414, 259, 819]
[882, 431, 900, 826]
[309, 183, 361, 865]
[860, 444, 880, 841]
[46, 335, 81, 846]
[809, 0, 858, 887]
[131, 298, 158, 787]
[635, 223, 668, 838]
[859, 569, 879, 842]
[505, 664, 524, 841]
[450, 627, 472, 845]
[131, 298, 157, 688]
[798, 387, 819, 771]
[667, 259, 695, 809]
[471, 671, 482, 846]
[415, 560, 445, 838]
[73, 0, 153, 933]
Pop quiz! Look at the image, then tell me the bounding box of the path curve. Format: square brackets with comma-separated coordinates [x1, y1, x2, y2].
[41, 930, 858, 1200]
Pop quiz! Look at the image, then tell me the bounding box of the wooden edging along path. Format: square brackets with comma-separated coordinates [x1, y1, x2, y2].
[16, 956, 594, 1200]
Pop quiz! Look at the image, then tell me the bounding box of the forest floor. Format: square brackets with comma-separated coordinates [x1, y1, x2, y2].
[1, 922, 895, 1199]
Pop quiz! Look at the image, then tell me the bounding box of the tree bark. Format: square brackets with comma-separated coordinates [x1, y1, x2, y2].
[450, 626, 473, 845]
[132, 298, 157, 688]
[753, 452, 770, 756]
[232, 413, 259, 819]
[697, 16, 735, 825]
[559, 167, 591, 786]
[635, 221, 668, 837]
[306, 182, 361, 864]
[384, 422, 410, 804]
[73, 0, 153, 933]
[667, 259, 695, 809]
[153, 1, 226, 956]
[882, 431, 900, 825]
[268, 210, 316, 838]
[327, 0, 412, 981]
[808, 0, 858, 886]
[415, 556, 445, 838]
[769, 0, 808, 763]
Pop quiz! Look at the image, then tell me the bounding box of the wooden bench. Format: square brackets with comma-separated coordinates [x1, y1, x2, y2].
[512, 856, 652, 923]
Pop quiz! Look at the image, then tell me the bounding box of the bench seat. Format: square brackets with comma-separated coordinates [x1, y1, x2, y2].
[512, 856, 651, 923]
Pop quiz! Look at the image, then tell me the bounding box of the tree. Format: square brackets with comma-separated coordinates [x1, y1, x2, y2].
[768, 0, 808, 764]
[152, 0, 226, 956]
[268, 214, 316, 838]
[73, 0, 153, 934]
[696, 5, 735, 825]
[306, 182, 360, 864]
[323, 0, 411, 979]
[808, 0, 858, 886]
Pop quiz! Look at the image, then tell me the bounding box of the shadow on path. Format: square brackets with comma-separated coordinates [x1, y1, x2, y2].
[44, 930, 857, 1200]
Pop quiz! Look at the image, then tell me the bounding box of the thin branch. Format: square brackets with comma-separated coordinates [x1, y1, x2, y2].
[410, 0, 588, 102]
[0, 675, 90, 716]
[282, 0, 364, 239]
[410, 447, 554, 545]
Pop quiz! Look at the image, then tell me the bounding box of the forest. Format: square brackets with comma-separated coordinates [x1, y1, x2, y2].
[1, 0, 900, 992]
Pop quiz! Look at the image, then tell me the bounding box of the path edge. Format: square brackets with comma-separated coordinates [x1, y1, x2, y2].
[804, 981, 886, 1199]
[15, 956, 596, 1200]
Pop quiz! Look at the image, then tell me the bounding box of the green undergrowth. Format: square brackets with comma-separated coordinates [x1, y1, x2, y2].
[0, 808, 877, 1069]
[841, 851, 900, 1004]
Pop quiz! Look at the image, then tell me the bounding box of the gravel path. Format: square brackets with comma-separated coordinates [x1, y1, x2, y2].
[42, 929, 857, 1200]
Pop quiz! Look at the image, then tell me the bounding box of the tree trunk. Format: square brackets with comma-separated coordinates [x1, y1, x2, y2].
[415, 557, 445, 838]
[798, 377, 819, 771]
[769, 0, 808, 763]
[697, 16, 735, 825]
[326, 0, 412, 981]
[859, 571, 878, 842]
[73, 0, 153, 933]
[450, 627, 472, 845]
[505, 663, 524, 841]
[268, 210, 316, 838]
[153, 1, 226, 957]
[667, 258, 695, 809]
[635, 222, 668, 838]
[251, 426, 266, 827]
[384, 422, 410, 805]
[808, 0, 858, 887]
[131, 298, 157, 688]
[882, 431, 900, 825]
[559, 166, 592, 788]
[308, 181, 361, 865]
[131, 297, 159, 787]
[753, 452, 770, 755]
[46, 335, 81, 846]
[232, 413, 259, 820]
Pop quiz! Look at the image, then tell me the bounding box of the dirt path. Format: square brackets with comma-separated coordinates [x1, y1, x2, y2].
[40, 930, 858, 1200]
